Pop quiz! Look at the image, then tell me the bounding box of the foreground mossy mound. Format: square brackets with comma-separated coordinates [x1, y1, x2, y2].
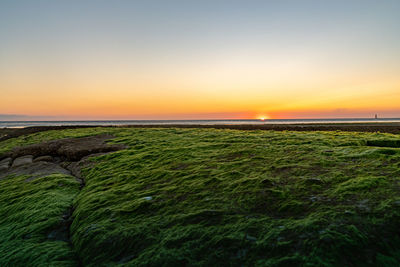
[1, 127, 400, 266]
[0, 174, 80, 266]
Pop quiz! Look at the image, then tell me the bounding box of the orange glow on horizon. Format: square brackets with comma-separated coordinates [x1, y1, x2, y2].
[257, 115, 271, 121]
[1, 65, 399, 120]
[1, 50, 400, 120]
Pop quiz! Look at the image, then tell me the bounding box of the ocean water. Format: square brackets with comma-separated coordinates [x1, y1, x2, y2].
[1, 118, 400, 128]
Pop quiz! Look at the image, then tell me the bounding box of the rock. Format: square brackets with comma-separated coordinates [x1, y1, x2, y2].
[0, 161, 71, 180]
[12, 155, 33, 168]
[0, 157, 11, 171]
[33, 155, 53, 162]
[0, 157, 11, 165]
[63, 152, 108, 180]
[10, 134, 125, 161]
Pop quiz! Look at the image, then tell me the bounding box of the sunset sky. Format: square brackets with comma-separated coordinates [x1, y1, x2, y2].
[1, 0, 400, 120]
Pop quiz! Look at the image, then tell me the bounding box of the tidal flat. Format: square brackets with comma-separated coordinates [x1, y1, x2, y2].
[1, 127, 400, 266]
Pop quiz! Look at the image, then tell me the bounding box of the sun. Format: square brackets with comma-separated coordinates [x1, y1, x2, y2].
[258, 115, 270, 121]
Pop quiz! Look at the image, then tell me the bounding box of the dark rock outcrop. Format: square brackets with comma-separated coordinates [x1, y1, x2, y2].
[0, 161, 71, 181]
[0, 134, 125, 182]
[33, 155, 54, 162]
[4, 134, 124, 161]
[0, 158, 11, 171]
[12, 155, 33, 168]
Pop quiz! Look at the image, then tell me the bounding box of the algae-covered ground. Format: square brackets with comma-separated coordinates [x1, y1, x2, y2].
[1, 127, 400, 266]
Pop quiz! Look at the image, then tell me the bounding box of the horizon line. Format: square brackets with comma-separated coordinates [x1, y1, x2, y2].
[2, 117, 400, 122]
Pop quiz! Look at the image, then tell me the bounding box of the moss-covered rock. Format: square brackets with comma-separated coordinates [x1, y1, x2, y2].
[0, 174, 80, 266]
[1, 128, 400, 266]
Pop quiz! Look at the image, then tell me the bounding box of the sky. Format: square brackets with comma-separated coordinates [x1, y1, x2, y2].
[1, 0, 400, 120]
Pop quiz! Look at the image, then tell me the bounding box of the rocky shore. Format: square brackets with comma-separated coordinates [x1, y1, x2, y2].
[1, 127, 400, 266]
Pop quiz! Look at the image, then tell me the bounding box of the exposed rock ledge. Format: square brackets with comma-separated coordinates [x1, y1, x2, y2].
[0, 134, 125, 181]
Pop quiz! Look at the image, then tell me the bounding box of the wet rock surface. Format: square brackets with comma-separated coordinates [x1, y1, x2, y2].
[0, 126, 95, 142]
[12, 155, 33, 168]
[5, 134, 124, 161]
[33, 155, 53, 162]
[0, 134, 125, 182]
[0, 157, 11, 171]
[23, 162, 71, 181]
[1, 160, 71, 181]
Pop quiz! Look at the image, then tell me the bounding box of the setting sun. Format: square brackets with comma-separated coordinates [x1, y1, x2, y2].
[258, 115, 270, 121]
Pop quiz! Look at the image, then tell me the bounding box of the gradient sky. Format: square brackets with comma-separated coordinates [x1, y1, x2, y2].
[1, 0, 400, 120]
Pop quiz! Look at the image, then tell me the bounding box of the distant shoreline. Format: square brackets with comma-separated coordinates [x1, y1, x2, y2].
[1, 122, 400, 142]
[1, 118, 400, 128]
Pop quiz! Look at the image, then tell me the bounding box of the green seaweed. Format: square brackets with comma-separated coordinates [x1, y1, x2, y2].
[0, 174, 80, 266]
[1, 128, 400, 266]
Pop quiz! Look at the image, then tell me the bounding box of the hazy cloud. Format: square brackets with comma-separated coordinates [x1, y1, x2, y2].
[0, 114, 29, 120]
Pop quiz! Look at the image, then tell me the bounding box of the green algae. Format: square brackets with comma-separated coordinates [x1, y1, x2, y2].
[0, 174, 80, 266]
[1, 128, 400, 266]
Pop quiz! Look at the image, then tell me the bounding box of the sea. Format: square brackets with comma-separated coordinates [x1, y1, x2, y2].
[1, 118, 400, 128]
